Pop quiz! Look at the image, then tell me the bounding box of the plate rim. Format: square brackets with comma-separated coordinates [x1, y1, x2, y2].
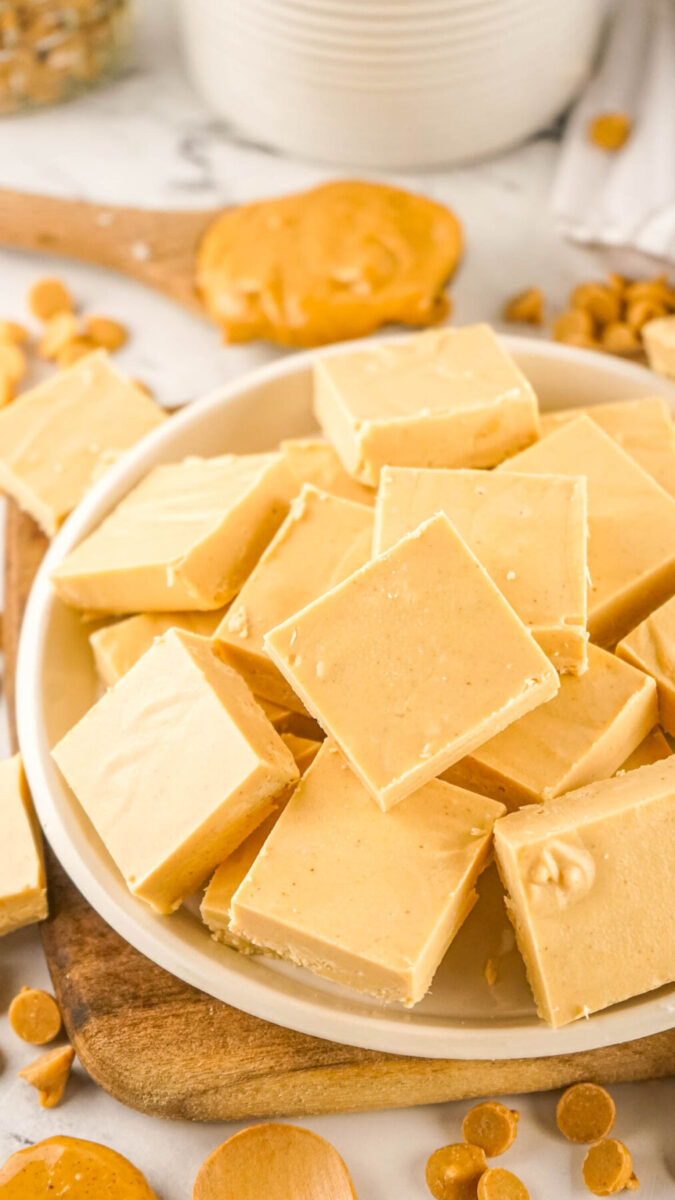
[16, 332, 675, 1060]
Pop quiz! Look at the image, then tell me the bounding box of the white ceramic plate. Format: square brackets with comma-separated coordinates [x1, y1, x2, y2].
[17, 334, 675, 1060]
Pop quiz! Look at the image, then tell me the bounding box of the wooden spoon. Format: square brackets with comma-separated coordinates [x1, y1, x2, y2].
[0, 187, 220, 314]
[192, 1123, 357, 1200]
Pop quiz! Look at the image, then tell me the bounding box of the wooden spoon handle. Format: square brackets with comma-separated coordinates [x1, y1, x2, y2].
[0, 188, 217, 313]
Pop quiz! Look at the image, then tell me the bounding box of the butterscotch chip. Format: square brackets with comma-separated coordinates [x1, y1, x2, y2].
[0, 320, 29, 345]
[606, 273, 626, 297]
[9, 987, 62, 1045]
[38, 312, 80, 360]
[197, 180, 463, 347]
[426, 1144, 487, 1200]
[600, 322, 642, 357]
[502, 287, 544, 326]
[18, 1045, 75, 1108]
[28, 277, 73, 321]
[0, 342, 26, 384]
[626, 298, 667, 332]
[462, 1102, 519, 1157]
[624, 277, 673, 309]
[57, 335, 98, 368]
[477, 1167, 530, 1200]
[556, 1083, 616, 1143]
[553, 309, 595, 343]
[570, 283, 621, 328]
[589, 113, 632, 152]
[484, 958, 499, 986]
[85, 315, 128, 351]
[582, 1139, 639, 1196]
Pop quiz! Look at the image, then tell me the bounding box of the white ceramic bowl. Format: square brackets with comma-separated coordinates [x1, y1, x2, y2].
[17, 333, 675, 1060]
[178, 0, 609, 167]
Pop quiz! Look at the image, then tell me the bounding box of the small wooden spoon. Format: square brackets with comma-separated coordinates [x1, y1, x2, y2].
[192, 1123, 357, 1200]
[0, 187, 220, 314]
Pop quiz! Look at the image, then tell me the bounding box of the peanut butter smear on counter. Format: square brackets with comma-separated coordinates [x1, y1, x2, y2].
[0, 1136, 160, 1199]
[196, 180, 463, 347]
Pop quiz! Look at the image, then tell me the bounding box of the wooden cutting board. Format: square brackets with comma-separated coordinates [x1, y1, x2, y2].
[4, 501, 675, 1121]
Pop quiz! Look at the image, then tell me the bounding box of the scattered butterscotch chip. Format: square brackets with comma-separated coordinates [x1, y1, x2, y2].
[582, 1139, 639, 1196]
[589, 112, 633, 152]
[426, 1143, 487, 1200]
[477, 1166, 530, 1200]
[570, 283, 621, 328]
[606, 273, 626, 296]
[600, 321, 642, 357]
[502, 287, 544, 326]
[9, 987, 62, 1045]
[626, 298, 668, 333]
[0, 319, 29, 345]
[0, 341, 27, 384]
[28, 277, 73, 321]
[38, 312, 80, 360]
[56, 335, 98, 368]
[553, 309, 595, 343]
[18, 1044, 75, 1108]
[624, 277, 674, 309]
[462, 1102, 519, 1157]
[0, 1136, 160, 1198]
[85, 315, 128, 351]
[556, 1082, 616, 1143]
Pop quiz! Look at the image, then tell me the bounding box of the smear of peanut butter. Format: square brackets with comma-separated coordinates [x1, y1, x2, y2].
[197, 180, 462, 348]
[0, 1136, 159, 1199]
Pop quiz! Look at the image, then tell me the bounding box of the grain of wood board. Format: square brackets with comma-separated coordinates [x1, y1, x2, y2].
[4, 501, 674, 1120]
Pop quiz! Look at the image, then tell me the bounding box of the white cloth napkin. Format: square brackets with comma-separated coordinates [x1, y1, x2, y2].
[552, 0, 675, 266]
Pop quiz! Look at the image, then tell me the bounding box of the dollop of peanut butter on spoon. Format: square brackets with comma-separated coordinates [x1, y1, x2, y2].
[193, 1122, 357, 1200]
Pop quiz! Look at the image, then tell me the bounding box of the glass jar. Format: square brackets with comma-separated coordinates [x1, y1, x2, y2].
[0, 0, 132, 114]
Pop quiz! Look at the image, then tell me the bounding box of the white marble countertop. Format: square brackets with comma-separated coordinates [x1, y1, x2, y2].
[0, 2, 673, 1197]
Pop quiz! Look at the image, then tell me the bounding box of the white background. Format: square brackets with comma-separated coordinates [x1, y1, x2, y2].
[0, 3, 673, 1197]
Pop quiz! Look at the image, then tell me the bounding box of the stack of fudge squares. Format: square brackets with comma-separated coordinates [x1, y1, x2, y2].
[48, 325, 675, 1029]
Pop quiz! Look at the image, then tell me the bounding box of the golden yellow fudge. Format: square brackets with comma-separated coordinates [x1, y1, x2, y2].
[266, 514, 558, 811]
[280, 438, 375, 505]
[52, 630, 299, 913]
[215, 485, 373, 709]
[494, 757, 675, 1026]
[0, 351, 165, 537]
[0, 756, 48, 936]
[501, 415, 675, 646]
[314, 326, 540, 485]
[539, 398, 675, 499]
[201, 733, 321, 952]
[617, 726, 672, 773]
[442, 645, 657, 809]
[642, 315, 675, 380]
[616, 595, 675, 736]
[256, 698, 323, 741]
[90, 609, 228, 687]
[374, 466, 588, 673]
[50, 452, 297, 614]
[230, 741, 505, 1004]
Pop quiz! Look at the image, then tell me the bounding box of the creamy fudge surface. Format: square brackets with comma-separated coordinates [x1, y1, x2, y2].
[90, 608, 228, 687]
[214, 485, 373, 711]
[314, 325, 540, 484]
[501, 414, 675, 646]
[539, 397, 675, 499]
[616, 594, 675, 736]
[643, 315, 675, 382]
[280, 438, 376, 505]
[50, 452, 297, 613]
[52, 630, 298, 913]
[494, 757, 675, 1026]
[374, 465, 588, 673]
[0, 755, 48, 937]
[265, 513, 558, 810]
[0, 350, 165, 536]
[230, 741, 505, 1005]
[442, 644, 658, 809]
